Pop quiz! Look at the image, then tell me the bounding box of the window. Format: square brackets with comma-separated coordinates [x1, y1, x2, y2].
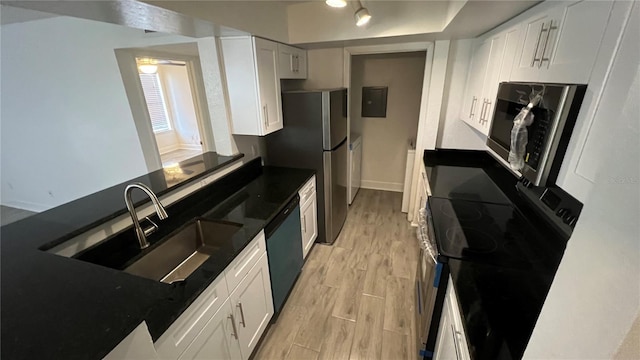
[139, 73, 171, 133]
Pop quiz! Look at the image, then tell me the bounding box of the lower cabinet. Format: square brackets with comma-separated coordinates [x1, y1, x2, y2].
[178, 299, 241, 360]
[229, 253, 273, 360]
[155, 231, 273, 360]
[434, 278, 470, 360]
[298, 176, 318, 259]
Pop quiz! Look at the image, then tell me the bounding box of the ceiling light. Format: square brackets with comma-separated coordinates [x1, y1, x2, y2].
[355, 7, 371, 26]
[325, 0, 347, 8]
[137, 58, 158, 74]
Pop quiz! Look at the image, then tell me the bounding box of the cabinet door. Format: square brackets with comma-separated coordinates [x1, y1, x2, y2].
[178, 300, 242, 360]
[300, 195, 318, 259]
[539, 0, 614, 83]
[511, 12, 551, 81]
[433, 297, 457, 360]
[498, 25, 523, 82]
[460, 39, 490, 130]
[254, 38, 283, 135]
[478, 34, 507, 134]
[229, 253, 274, 360]
[292, 47, 308, 79]
[277, 44, 296, 79]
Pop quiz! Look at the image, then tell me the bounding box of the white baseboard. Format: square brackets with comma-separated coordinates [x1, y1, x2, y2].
[179, 144, 203, 151]
[360, 180, 404, 192]
[2, 200, 50, 213]
[159, 144, 180, 155]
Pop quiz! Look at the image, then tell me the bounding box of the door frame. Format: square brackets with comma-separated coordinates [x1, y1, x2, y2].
[115, 47, 215, 171]
[343, 41, 449, 222]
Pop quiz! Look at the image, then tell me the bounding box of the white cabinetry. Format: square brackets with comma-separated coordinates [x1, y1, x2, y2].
[220, 36, 283, 136]
[299, 176, 318, 259]
[228, 253, 273, 360]
[155, 231, 272, 360]
[511, 0, 614, 83]
[434, 278, 470, 360]
[278, 43, 307, 79]
[459, 33, 508, 136]
[178, 299, 241, 360]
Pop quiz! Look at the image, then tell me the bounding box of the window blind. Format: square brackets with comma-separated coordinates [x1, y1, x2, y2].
[139, 73, 171, 133]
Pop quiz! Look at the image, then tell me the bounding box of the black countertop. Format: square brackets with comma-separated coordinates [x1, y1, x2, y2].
[423, 149, 566, 360]
[1, 156, 314, 359]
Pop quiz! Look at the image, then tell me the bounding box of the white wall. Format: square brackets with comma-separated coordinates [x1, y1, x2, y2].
[350, 52, 425, 192]
[0, 15, 151, 211]
[524, 6, 640, 357]
[0, 8, 221, 211]
[436, 39, 487, 150]
[287, 1, 448, 45]
[302, 48, 345, 90]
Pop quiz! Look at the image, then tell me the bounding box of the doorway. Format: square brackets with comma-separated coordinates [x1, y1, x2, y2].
[136, 56, 203, 167]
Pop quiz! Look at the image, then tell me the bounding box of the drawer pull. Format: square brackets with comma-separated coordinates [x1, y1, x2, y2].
[237, 302, 246, 327]
[229, 314, 239, 339]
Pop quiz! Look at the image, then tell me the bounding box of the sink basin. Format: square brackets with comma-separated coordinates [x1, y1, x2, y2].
[124, 219, 241, 284]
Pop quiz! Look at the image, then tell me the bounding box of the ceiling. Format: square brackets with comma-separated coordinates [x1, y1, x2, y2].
[146, 0, 542, 47]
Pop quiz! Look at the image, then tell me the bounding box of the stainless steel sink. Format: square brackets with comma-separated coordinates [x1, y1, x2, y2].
[124, 219, 241, 284]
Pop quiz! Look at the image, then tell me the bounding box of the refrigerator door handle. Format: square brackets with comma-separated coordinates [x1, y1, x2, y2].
[323, 151, 333, 243]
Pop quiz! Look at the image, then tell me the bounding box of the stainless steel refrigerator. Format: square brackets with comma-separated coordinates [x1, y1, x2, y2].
[265, 88, 348, 244]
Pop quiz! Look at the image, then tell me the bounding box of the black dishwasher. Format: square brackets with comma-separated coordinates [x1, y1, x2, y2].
[265, 194, 304, 315]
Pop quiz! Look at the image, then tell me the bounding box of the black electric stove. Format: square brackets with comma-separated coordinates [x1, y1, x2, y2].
[429, 197, 565, 271]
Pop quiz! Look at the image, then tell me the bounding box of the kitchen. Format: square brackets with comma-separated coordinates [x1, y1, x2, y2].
[0, 1, 638, 360]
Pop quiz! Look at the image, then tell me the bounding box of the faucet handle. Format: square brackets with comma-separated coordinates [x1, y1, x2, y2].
[142, 216, 160, 237]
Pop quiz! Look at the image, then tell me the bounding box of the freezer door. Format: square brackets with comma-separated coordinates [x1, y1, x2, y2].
[322, 90, 348, 151]
[322, 140, 348, 243]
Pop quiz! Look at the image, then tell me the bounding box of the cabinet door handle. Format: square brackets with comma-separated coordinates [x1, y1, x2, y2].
[479, 100, 487, 122]
[237, 303, 246, 327]
[291, 54, 295, 72]
[539, 21, 558, 68]
[295, 55, 299, 72]
[469, 96, 477, 118]
[229, 314, 239, 339]
[302, 214, 307, 232]
[451, 324, 461, 360]
[263, 105, 269, 130]
[531, 23, 548, 67]
[483, 100, 492, 124]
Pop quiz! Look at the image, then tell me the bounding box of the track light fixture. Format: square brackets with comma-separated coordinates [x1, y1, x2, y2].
[325, 0, 347, 8]
[354, 6, 371, 27]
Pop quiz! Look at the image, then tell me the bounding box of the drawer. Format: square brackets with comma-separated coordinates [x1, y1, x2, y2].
[299, 176, 316, 205]
[224, 231, 266, 293]
[155, 274, 229, 359]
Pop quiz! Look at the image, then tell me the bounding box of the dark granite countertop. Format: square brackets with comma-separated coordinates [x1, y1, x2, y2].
[423, 149, 566, 360]
[1, 157, 314, 360]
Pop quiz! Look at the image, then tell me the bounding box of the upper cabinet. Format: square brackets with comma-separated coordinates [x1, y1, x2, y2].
[220, 36, 283, 136]
[278, 44, 307, 79]
[510, 0, 614, 83]
[460, 32, 509, 136]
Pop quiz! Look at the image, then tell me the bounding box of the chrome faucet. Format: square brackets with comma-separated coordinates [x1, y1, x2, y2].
[124, 182, 169, 249]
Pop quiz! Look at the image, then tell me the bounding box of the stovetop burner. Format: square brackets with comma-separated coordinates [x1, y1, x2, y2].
[429, 197, 565, 269]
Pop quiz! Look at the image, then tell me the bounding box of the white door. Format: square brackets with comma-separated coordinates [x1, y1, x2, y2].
[229, 253, 274, 360]
[292, 47, 307, 79]
[178, 300, 242, 360]
[478, 34, 506, 134]
[498, 25, 523, 82]
[301, 195, 318, 259]
[277, 44, 296, 79]
[254, 38, 283, 135]
[511, 12, 551, 81]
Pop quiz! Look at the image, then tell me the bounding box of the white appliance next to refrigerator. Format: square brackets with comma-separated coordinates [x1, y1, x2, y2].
[348, 133, 362, 205]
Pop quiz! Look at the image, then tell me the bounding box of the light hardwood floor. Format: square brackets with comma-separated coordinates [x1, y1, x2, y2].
[255, 189, 420, 360]
[161, 148, 202, 167]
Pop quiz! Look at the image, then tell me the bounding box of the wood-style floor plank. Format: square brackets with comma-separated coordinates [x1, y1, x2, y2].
[256, 190, 418, 360]
[332, 267, 366, 321]
[286, 345, 319, 360]
[318, 317, 356, 360]
[349, 295, 385, 360]
[383, 276, 414, 336]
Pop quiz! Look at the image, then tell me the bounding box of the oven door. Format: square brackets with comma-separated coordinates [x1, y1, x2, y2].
[416, 202, 440, 358]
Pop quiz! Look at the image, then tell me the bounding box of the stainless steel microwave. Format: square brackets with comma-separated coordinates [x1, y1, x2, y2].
[487, 82, 586, 186]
